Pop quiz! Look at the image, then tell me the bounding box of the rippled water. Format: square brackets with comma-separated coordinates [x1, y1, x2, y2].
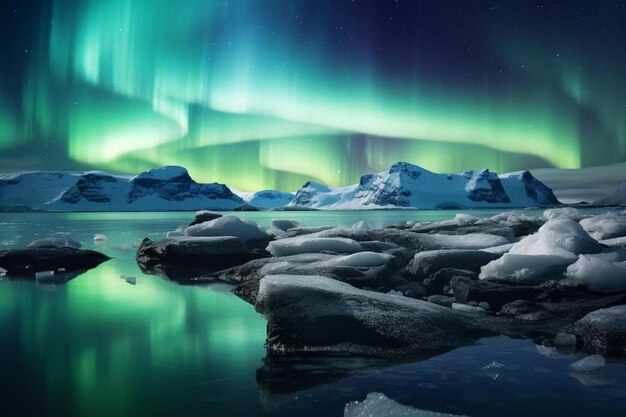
[1, 210, 625, 417]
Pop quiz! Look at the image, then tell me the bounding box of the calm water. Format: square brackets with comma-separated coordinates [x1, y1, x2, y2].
[1, 210, 625, 417]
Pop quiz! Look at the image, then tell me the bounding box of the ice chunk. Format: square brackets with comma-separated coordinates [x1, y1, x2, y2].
[555, 333, 577, 346]
[412, 233, 510, 250]
[543, 207, 584, 221]
[166, 231, 185, 238]
[93, 234, 108, 241]
[579, 211, 626, 240]
[344, 393, 469, 417]
[479, 253, 572, 283]
[184, 215, 269, 242]
[479, 218, 602, 283]
[266, 236, 363, 257]
[508, 219, 601, 258]
[323, 252, 393, 268]
[452, 302, 487, 314]
[482, 360, 505, 370]
[568, 354, 605, 372]
[268, 219, 302, 234]
[35, 270, 55, 281]
[565, 254, 626, 292]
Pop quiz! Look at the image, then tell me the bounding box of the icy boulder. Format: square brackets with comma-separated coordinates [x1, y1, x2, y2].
[567, 305, 626, 355]
[254, 275, 490, 356]
[344, 393, 469, 417]
[323, 252, 394, 268]
[579, 211, 626, 240]
[479, 218, 602, 283]
[184, 215, 269, 243]
[565, 255, 626, 293]
[410, 233, 510, 250]
[267, 236, 363, 257]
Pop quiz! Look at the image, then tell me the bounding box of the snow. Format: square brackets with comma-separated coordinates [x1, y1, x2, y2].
[266, 236, 363, 257]
[322, 252, 393, 268]
[130, 165, 188, 181]
[246, 190, 295, 209]
[480, 254, 572, 282]
[0, 171, 81, 208]
[568, 355, 606, 373]
[184, 215, 269, 242]
[579, 211, 626, 240]
[288, 162, 559, 210]
[479, 218, 603, 283]
[543, 207, 585, 221]
[565, 255, 626, 293]
[509, 219, 601, 258]
[344, 393, 469, 417]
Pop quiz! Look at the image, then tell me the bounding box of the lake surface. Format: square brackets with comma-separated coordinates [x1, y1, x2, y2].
[1, 210, 626, 417]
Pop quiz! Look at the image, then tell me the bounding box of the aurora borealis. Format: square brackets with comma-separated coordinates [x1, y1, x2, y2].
[1, 1, 625, 191]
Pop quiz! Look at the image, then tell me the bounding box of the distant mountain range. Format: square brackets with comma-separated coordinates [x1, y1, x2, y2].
[2, 161, 611, 212]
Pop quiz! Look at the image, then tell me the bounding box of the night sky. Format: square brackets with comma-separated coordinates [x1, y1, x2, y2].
[1, 0, 625, 191]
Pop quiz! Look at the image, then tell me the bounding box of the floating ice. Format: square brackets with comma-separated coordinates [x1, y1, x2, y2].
[323, 252, 393, 268]
[412, 233, 510, 250]
[184, 215, 269, 242]
[568, 354, 605, 373]
[93, 234, 108, 241]
[565, 255, 626, 293]
[579, 211, 626, 240]
[266, 236, 363, 257]
[480, 219, 602, 283]
[344, 393, 469, 417]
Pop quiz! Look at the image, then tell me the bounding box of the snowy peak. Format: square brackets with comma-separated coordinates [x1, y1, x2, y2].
[462, 169, 510, 203]
[290, 162, 561, 209]
[45, 167, 243, 211]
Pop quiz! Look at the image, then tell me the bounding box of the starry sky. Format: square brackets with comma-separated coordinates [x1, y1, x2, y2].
[1, 0, 625, 191]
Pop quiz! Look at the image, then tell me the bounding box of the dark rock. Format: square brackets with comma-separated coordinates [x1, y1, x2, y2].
[450, 277, 545, 310]
[407, 250, 501, 279]
[566, 305, 626, 356]
[255, 275, 492, 356]
[500, 300, 558, 321]
[136, 236, 266, 282]
[423, 268, 477, 294]
[0, 247, 109, 276]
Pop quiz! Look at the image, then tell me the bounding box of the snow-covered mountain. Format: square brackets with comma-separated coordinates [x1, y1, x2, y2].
[246, 190, 295, 209]
[593, 182, 626, 206]
[289, 162, 560, 209]
[0, 171, 81, 208]
[0, 166, 244, 211]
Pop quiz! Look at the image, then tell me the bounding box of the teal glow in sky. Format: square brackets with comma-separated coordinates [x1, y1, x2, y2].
[1, 0, 625, 190]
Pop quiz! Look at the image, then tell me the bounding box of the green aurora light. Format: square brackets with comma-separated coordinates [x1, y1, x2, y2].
[2, 0, 625, 190]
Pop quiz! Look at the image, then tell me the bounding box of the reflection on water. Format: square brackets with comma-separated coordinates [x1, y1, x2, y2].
[1, 211, 626, 417]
